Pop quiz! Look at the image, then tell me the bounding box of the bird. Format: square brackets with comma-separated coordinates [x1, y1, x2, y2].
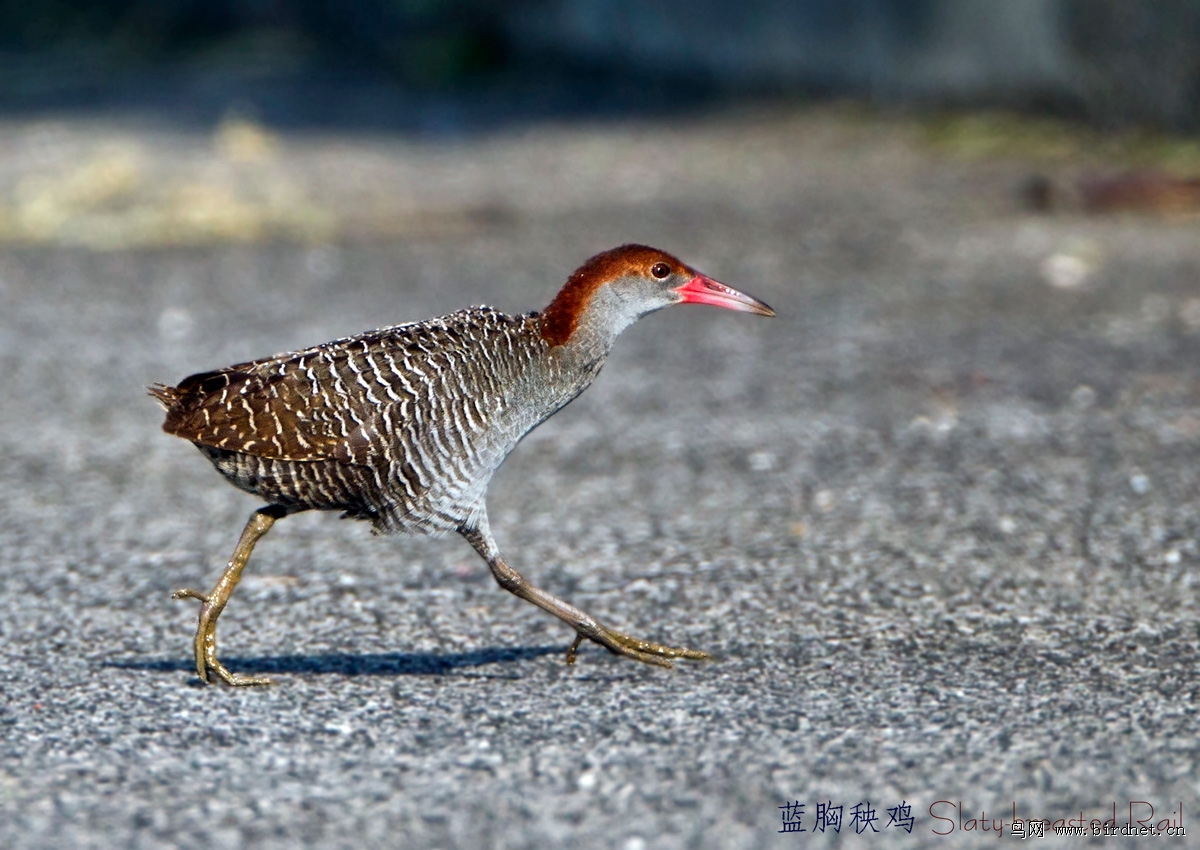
[150, 244, 774, 685]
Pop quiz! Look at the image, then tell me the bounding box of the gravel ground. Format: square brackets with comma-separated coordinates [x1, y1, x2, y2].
[1, 106, 1197, 849]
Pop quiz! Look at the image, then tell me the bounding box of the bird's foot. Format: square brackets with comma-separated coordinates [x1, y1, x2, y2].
[566, 626, 710, 669]
[172, 588, 272, 687]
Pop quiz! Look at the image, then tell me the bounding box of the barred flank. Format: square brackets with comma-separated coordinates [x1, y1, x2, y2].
[151, 307, 580, 537]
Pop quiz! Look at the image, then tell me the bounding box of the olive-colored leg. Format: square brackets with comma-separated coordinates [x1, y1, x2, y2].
[172, 505, 285, 686]
[460, 518, 710, 670]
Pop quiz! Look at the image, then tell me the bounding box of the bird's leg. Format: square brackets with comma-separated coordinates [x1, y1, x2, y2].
[172, 505, 287, 686]
[459, 520, 709, 669]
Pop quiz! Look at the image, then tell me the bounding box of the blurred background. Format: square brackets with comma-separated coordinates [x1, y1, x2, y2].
[1, 0, 1199, 249]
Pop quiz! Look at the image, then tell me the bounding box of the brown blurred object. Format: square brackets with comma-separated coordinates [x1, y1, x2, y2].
[1081, 171, 1200, 213]
[1025, 170, 1200, 214]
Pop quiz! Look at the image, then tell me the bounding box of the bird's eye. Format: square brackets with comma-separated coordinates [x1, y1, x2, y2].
[650, 262, 671, 279]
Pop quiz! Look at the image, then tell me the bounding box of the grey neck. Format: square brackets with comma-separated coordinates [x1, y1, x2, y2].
[536, 286, 649, 410]
[564, 284, 646, 355]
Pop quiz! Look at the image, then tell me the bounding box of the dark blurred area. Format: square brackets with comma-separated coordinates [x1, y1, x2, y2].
[2, 1, 1199, 249]
[1, 0, 1200, 131]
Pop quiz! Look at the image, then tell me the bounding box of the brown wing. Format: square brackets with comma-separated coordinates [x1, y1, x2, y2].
[150, 308, 524, 468]
[150, 347, 383, 464]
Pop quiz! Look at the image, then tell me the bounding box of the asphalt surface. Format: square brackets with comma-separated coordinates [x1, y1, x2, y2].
[1, 108, 1197, 849]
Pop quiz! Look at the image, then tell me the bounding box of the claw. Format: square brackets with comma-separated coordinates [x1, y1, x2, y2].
[566, 634, 585, 665]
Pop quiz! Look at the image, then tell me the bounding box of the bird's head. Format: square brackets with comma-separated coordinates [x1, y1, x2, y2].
[540, 244, 774, 347]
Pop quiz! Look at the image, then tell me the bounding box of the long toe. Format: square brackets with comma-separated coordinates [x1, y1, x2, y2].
[211, 666, 272, 687]
[574, 626, 711, 668]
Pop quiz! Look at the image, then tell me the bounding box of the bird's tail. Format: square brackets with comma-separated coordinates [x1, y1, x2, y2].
[147, 383, 181, 410]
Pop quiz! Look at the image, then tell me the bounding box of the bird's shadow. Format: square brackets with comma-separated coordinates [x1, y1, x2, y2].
[105, 645, 564, 678]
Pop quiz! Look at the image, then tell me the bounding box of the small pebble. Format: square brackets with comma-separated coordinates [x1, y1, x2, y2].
[814, 490, 836, 513]
[748, 451, 775, 472]
[1180, 297, 1200, 331]
[1069, 385, 1096, 410]
[1040, 253, 1090, 289]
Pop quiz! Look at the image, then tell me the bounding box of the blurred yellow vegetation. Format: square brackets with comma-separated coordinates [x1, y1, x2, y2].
[214, 116, 279, 162]
[0, 118, 333, 248]
[2, 107, 1197, 250]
